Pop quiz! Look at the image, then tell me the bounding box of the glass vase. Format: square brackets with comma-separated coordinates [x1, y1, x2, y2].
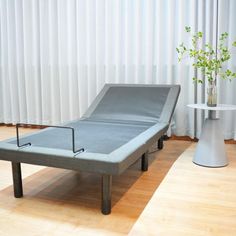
[207, 80, 217, 107]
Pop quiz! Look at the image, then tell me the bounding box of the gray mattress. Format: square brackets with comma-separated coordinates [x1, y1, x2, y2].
[0, 84, 180, 175]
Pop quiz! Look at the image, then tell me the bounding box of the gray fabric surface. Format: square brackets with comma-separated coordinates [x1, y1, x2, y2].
[10, 120, 154, 154]
[8, 85, 175, 155]
[88, 87, 170, 123]
[0, 122, 168, 175]
[0, 84, 180, 175]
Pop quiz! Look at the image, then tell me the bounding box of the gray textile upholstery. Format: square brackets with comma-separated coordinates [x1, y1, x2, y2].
[10, 120, 155, 154]
[86, 86, 170, 123]
[0, 84, 180, 175]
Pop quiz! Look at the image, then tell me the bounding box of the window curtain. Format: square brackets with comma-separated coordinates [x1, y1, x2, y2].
[217, 0, 236, 139]
[0, 0, 235, 139]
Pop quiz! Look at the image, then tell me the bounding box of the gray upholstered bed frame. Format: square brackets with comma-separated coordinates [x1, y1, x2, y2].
[0, 84, 180, 214]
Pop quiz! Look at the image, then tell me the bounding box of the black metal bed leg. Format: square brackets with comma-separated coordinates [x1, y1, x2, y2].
[158, 136, 164, 150]
[102, 174, 112, 215]
[141, 151, 148, 171]
[11, 162, 23, 198]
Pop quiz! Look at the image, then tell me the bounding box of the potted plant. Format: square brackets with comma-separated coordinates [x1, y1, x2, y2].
[176, 26, 236, 107]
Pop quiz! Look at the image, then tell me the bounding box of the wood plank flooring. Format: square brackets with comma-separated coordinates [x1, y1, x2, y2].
[0, 126, 191, 235]
[129, 144, 236, 236]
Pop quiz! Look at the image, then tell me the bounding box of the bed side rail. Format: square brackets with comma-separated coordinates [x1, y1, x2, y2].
[16, 123, 84, 154]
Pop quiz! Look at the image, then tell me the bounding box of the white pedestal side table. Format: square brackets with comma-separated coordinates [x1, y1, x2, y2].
[188, 104, 236, 167]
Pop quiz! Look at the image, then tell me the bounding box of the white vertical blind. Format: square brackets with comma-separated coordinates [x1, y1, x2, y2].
[0, 0, 235, 138]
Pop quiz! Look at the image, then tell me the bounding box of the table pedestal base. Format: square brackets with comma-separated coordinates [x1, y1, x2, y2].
[193, 118, 228, 167]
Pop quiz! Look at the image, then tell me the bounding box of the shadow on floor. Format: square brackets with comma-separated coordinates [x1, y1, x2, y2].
[0, 140, 192, 234]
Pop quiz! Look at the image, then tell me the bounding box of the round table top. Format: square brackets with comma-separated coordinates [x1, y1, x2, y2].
[187, 103, 236, 111]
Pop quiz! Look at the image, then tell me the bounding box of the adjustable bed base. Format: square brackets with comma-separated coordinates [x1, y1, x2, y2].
[0, 84, 180, 214]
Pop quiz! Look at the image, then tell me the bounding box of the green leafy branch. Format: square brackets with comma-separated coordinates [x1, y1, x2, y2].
[176, 26, 236, 83]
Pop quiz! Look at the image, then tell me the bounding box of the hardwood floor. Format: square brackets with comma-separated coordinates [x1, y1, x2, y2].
[0, 126, 191, 235]
[129, 144, 236, 236]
